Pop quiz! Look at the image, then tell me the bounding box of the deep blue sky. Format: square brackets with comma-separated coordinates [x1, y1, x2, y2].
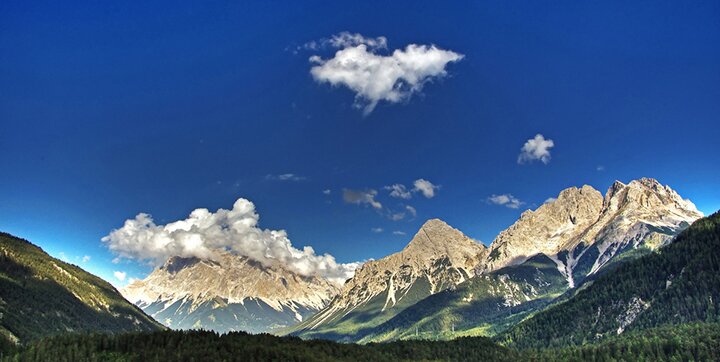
[2, 0, 719, 285]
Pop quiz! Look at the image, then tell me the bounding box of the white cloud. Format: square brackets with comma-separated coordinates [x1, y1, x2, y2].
[393, 231, 407, 236]
[343, 189, 382, 209]
[82, 255, 91, 263]
[323, 189, 331, 195]
[385, 184, 412, 199]
[596, 165, 605, 171]
[309, 33, 463, 114]
[488, 194, 524, 209]
[103, 198, 359, 286]
[266, 173, 306, 181]
[518, 134, 555, 164]
[544, 197, 557, 204]
[413, 179, 439, 198]
[113, 271, 127, 281]
[405, 205, 417, 217]
[371, 227, 384, 233]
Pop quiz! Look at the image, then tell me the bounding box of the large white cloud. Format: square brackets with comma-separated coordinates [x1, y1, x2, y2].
[309, 33, 463, 114]
[518, 134, 555, 164]
[102, 198, 359, 285]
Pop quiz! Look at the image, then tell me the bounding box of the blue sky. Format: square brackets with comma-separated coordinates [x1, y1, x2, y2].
[1, 0, 719, 286]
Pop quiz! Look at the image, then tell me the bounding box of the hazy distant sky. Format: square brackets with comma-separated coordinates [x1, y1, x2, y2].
[2, 0, 719, 285]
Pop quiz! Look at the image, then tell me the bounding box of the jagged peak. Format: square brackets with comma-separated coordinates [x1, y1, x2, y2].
[161, 256, 201, 274]
[629, 177, 662, 189]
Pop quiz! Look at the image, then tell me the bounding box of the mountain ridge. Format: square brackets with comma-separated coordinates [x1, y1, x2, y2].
[121, 250, 339, 333]
[0, 232, 163, 346]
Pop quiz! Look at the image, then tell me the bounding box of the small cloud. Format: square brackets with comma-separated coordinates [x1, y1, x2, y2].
[323, 189, 331, 195]
[82, 255, 91, 263]
[309, 33, 463, 114]
[343, 189, 382, 209]
[518, 134, 554, 165]
[488, 194, 525, 209]
[58, 252, 69, 262]
[266, 173, 306, 182]
[392, 231, 407, 236]
[113, 271, 127, 282]
[596, 165, 605, 171]
[389, 212, 406, 221]
[413, 179, 439, 198]
[544, 197, 557, 204]
[111, 257, 121, 264]
[371, 227, 384, 233]
[405, 205, 417, 217]
[385, 184, 412, 199]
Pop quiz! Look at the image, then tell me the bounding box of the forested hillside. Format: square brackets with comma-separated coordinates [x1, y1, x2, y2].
[0, 233, 163, 347]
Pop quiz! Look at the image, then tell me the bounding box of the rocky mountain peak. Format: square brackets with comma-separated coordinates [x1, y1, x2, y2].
[293, 219, 488, 334]
[484, 178, 702, 285]
[404, 218, 485, 258]
[603, 177, 701, 217]
[484, 185, 604, 271]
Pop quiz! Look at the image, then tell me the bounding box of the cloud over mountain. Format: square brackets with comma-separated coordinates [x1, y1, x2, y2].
[309, 33, 463, 114]
[103, 198, 359, 285]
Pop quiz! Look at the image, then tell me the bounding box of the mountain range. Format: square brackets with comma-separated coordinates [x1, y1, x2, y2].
[288, 178, 702, 341]
[117, 177, 703, 342]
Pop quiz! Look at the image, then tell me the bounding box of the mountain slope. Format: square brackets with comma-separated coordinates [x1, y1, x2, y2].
[121, 252, 339, 334]
[501, 211, 720, 349]
[356, 178, 702, 342]
[0, 232, 163, 346]
[288, 219, 487, 340]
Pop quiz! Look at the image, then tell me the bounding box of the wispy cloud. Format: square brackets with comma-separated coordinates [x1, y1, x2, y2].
[322, 189, 331, 195]
[265, 173, 306, 181]
[308, 32, 463, 114]
[392, 231, 407, 236]
[405, 205, 417, 217]
[82, 255, 91, 263]
[518, 134, 554, 165]
[488, 194, 525, 209]
[385, 184, 412, 199]
[371, 227, 384, 233]
[343, 189, 383, 209]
